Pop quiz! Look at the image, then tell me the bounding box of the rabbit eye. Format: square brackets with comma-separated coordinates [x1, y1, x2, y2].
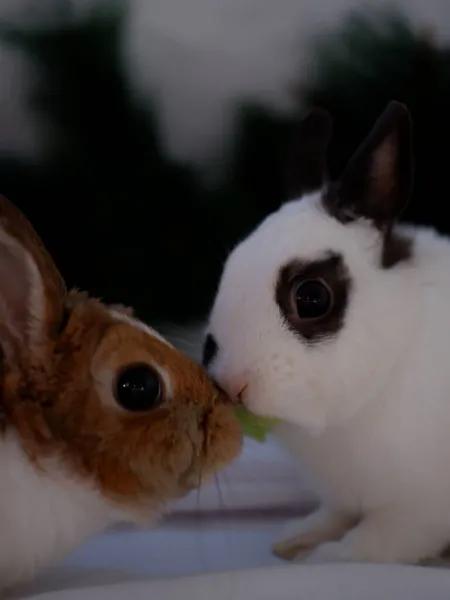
[114, 363, 163, 412]
[294, 279, 332, 320]
[276, 254, 350, 341]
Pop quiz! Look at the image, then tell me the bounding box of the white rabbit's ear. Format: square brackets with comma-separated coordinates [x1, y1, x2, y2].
[284, 107, 333, 200]
[0, 196, 66, 361]
[325, 101, 413, 227]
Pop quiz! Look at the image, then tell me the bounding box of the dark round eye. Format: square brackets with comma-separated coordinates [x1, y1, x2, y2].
[114, 363, 163, 412]
[294, 279, 332, 320]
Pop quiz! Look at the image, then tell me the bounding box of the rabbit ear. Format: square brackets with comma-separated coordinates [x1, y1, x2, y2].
[0, 196, 66, 360]
[284, 107, 333, 201]
[327, 101, 413, 226]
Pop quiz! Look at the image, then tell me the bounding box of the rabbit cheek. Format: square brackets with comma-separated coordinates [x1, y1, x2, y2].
[119, 407, 203, 504]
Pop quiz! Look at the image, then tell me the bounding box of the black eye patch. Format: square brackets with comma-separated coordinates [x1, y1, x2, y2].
[202, 333, 218, 367]
[275, 252, 351, 343]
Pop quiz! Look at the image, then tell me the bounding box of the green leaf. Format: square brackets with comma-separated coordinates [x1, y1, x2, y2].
[234, 406, 280, 443]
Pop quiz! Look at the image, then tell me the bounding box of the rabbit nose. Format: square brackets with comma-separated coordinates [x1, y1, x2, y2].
[211, 378, 238, 406]
[235, 384, 248, 405]
[216, 378, 248, 405]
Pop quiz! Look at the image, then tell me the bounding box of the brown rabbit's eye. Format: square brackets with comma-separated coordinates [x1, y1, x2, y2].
[294, 279, 332, 320]
[114, 363, 163, 412]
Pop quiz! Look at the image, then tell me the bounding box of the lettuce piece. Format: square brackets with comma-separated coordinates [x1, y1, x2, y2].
[234, 406, 280, 442]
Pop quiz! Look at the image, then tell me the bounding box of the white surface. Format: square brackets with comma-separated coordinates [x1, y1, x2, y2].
[62, 518, 282, 577]
[14, 564, 450, 600]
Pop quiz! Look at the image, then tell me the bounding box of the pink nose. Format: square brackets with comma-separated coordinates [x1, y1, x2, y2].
[219, 378, 248, 405]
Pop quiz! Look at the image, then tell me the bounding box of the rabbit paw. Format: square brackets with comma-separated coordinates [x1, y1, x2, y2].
[272, 508, 354, 561]
[302, 508, 442, 565]
[302, 541, 354, 564]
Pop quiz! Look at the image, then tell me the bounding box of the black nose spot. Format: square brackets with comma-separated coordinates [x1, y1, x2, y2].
[202, 333, 218, 367]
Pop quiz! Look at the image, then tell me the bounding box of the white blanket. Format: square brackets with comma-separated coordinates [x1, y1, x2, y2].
[13, 564, 450, 600]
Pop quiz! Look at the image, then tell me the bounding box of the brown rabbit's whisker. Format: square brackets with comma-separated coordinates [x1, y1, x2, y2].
[196, 476, 202, 512]
[218, 468, 232, 498]
[197, 464, 203, 491]
[214, 473, 227, 512]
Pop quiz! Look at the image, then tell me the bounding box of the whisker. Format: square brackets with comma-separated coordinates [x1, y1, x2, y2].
[213, 471, 235, 599]
[156, 321, 205, 357]
[214, 472, 226, 512]
[191, 464, 212, 573]
[219, 468, 232, 495]
[196, 467, 203, 513]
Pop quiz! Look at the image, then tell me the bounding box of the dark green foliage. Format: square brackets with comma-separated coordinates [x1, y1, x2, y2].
[2, 5, 450, 326]
[213, 104, 296, 244]
[0, 5, 224, 323]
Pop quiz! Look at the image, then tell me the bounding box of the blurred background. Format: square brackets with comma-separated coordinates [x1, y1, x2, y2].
[2, 0, 450, 341]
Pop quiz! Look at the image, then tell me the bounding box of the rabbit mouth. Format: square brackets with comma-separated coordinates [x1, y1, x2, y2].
[234, 384, 248, 406]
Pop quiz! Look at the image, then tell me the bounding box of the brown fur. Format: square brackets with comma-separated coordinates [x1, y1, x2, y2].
[0, 195, 242, 518]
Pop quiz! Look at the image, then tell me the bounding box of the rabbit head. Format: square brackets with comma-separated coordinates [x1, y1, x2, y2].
[205, 101, 416, 433]
[0, 195, 242, 520]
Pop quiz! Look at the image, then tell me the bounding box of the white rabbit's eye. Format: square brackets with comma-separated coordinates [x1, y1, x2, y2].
[295, 280, 332, 320]
[114, 363, 163, 412]
[276, 253, 350, 341]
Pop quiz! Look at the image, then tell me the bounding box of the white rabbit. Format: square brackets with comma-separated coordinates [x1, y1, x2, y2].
[204, 101, 450, 565]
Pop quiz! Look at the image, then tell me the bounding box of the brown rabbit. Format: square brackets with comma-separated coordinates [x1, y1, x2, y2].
[0, 196, 242, 592]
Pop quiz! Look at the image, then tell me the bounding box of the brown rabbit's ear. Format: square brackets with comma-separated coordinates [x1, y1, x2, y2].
[326, 101, 413, 226]
[284, 107, 333, 201]
[0, 196, 66, 360]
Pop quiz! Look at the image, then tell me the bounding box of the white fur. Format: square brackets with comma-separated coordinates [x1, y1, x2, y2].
[109, 310, 173, 347]
[207, 190, 450, 564]
[0, 431, 127, 593]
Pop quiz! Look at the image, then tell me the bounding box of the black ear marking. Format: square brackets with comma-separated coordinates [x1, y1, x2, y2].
[324, 101, 413, 226]
[284, 107, 333, 201]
